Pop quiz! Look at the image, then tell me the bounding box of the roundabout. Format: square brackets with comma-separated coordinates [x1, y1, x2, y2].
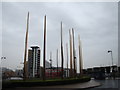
[3, 76, 91, 89]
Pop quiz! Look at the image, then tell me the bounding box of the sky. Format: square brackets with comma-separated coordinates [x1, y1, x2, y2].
[1, 2, 118, 72]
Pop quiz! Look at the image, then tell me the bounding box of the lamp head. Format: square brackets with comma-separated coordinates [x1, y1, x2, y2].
[108, 50, 112, 53]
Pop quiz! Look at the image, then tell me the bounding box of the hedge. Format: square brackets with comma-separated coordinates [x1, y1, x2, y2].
[2, 76, 91, 88]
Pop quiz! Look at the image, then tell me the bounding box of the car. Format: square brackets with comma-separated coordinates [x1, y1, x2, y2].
[9, 77, 23, 80]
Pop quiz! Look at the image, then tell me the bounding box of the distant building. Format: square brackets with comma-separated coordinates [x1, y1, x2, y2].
[2, 67, 15, 79]
[45, 60, 51, 68]
[105, 66, 111, 74]
[111, 65, 118, 72]
[82, 69, 87, 74]
[15, 69, 23, 77]
[87, 68, 93, 77]
[28, 46, 40, 78]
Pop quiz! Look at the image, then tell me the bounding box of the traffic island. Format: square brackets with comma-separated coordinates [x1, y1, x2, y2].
[2, 76, 91, 89]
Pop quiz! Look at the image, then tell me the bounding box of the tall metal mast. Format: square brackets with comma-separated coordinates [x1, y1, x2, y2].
[56, 49, 58, 76]
[78, 35, 83, 75]
[61, 22, 64, 79]
[66, 43, 69, 78]
[23, 12, 29, 80]
[69, 29, 73, 77]
[43, 15, 47, 80]
[72, 28, 76, 77]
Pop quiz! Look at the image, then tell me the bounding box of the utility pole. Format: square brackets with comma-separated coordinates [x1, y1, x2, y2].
[61, 22, 64, 79]
[43, 15, 47, 80]
[23, 12, 29, 80]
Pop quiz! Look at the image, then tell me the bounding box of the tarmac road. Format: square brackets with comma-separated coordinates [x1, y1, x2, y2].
[87, 78, 120, 90]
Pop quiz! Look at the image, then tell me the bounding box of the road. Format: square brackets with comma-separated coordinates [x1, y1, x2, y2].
[88, 78, 120, 90]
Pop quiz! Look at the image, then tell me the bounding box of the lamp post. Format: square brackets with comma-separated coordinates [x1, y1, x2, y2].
[1, 57, 6, 66]
[108, 50, 116, 79]
[1, 57, 6, 65]
[108, 50, 113, 66]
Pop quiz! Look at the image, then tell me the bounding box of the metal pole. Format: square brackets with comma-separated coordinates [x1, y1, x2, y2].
[56, 49, 58, 77]
[74, 49, 77, 75]
[108, 50, 114, 67]
[43, 15, 46, 80]
[80, 38, 83, 75]
[61, 22, 64, 79]
[66, 43, 68, 78]
[111, 51, 113, 66]
[69, 29, 73, 77]
[23, 12, 29, 80]
[72, 28, 76, 77]
[50, 52, 52, 78]
[78, 35, 83, 75]
[78, 35, 81, 75]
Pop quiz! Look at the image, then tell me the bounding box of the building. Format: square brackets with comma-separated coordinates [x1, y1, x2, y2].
[15, 69, 23, 77]
[45, 67, 62, 78]
[45, 67, 70, 78]
[45, 60, 51, 68]
[28, 46, 40, 78]
[2, 67, 15, 80]
[86, 68, 93, 77]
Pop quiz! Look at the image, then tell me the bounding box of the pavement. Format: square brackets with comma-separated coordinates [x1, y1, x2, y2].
[3, 79, 101, 90]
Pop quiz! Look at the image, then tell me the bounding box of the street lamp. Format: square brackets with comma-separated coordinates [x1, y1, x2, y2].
[1, 57, 6, 60]
[1, 57, 6, 64]
[108, 50, 113, 66]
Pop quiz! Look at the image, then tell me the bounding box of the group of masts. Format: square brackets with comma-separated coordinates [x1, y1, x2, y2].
[23, 12, 83, 80]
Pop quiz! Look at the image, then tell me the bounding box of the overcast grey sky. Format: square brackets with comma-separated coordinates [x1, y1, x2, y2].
[2, 2, 118, 72]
